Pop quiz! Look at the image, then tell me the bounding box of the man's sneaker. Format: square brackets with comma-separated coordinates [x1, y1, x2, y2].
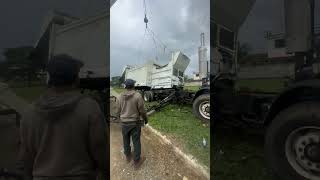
[125, 153, 132, 163]
[133, 156, 146, 170]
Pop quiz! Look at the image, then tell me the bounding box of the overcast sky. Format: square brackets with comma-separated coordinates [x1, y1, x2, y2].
[0, 0, 106, 61]
[110, 0, 210, 77]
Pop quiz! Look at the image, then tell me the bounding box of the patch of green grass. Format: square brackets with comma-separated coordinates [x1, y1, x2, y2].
[148, 104, 210, 167]
[184, 86, 201, 92]
[112, 87, 125, 94]
[213, 125, 274, 180]
[12, 86, 46, 102]
[236, 78, 288, 93]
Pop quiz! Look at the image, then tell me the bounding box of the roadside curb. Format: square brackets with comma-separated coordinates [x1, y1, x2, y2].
[145, 124, 210, 179]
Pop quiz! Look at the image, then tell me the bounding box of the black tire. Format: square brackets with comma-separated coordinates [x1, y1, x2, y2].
[192, 94, 210, 123]
[143, 91, 151, 102]
[138, 90, 144, 98]
[265, 102, 320, 180]
[149, 91, 154, 102]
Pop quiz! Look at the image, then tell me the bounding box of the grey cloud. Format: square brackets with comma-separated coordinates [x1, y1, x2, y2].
[111, 0, 210, 77]
[0, 0, 106, 60]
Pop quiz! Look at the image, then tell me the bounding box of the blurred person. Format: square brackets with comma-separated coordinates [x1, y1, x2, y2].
[116, 79, 147, 170]
[16, 54, 108, 180]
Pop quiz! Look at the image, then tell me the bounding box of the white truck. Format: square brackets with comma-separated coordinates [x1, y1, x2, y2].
[34, 10, 109, 90]
[124, 51, 190, 101]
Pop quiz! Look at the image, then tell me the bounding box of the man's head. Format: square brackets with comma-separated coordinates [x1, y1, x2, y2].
[124, 79, 136, 89]
[47, 54, 84, 88]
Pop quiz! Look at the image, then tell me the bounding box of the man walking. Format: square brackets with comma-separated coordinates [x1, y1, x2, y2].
[116, 79, 147, 170]
[17, 54, 108, 180]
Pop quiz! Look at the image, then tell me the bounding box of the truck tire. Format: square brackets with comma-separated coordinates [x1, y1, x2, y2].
[149, 91, 154, 102]
[143, 91, 151, 102]
[265, 102, 320, 180]
[192, 94, 210, 123]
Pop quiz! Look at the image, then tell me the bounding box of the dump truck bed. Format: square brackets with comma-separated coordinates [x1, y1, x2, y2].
[125, 51, 190, 89]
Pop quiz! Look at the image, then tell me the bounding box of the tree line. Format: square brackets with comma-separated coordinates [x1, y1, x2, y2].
[0, 46, 47, 86]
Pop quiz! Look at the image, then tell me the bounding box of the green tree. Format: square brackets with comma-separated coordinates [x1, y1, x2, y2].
[111, 76, 122, 87]
[2, 46, 45, 86]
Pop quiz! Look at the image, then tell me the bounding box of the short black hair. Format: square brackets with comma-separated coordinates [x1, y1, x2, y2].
[47, 54, 84, 87]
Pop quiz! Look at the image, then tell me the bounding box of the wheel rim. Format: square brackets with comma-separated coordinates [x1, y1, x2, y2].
[199, 100, 210, 120]
[285, 126, 320, 180]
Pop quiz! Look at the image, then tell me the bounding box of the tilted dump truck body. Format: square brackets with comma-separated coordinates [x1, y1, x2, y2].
[49, 12, 109, 79]
[125, 51, 190, 89]
[34, 10, 109, 90]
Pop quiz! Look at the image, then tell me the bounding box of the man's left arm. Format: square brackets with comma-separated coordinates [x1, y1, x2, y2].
[88, 100, 108, 178]
[137, 94, 148, 124]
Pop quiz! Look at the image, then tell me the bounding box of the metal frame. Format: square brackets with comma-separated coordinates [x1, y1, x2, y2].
[213, 21, 238, 75]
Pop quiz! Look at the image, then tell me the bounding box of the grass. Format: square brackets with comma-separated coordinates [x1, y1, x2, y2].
[112, 87, 126, 94]
[236, 78, 289, 93]
[148, 104, 210, 167]
[12, 86, 46, 102]
[184, 86, 201, 92]
[212, 78, 283, 180]
[213, 125, 274, 180]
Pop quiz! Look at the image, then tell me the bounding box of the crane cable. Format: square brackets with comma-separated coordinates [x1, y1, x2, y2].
[137, 27, 148, 63]
[143, 0, 148, 29]
[147, 27, 171, 54]
[142, 0, 173, 60]
[148, 28, 159, 61]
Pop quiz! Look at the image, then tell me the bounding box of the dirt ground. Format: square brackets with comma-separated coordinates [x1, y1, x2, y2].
[110, 89, 208, 180]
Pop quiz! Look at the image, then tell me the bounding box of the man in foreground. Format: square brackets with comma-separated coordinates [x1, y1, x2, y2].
[117, 79, 148, 170]
[17, 54, 108, 180]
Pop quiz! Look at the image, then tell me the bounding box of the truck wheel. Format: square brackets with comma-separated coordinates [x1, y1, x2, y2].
[265, 102, 320, 180]
[143, 91, 151, 102]
[149, 91, 154, 102]
[192, 94, 210, 123]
